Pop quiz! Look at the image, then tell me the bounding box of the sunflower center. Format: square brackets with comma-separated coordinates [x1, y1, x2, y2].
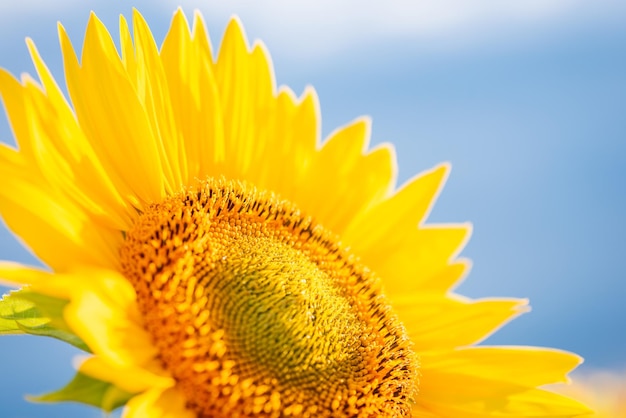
[120, 178, 417, 417]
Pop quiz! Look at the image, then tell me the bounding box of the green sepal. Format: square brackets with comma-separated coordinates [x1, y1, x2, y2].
[29, 371, 136, 412]
[0, 289, 90, 352]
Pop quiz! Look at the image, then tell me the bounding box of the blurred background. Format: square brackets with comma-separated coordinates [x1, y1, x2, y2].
[0, 1, 624, 416]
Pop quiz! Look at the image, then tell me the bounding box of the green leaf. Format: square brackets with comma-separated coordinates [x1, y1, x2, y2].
[0, 291, 49, 332]
[0, 290, 90, 352]
[29, 372, 136, 412]
[16, 290, 69, 327]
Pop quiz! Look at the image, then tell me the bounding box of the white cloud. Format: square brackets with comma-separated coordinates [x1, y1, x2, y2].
[1, 0, 624, 59]
[0, 0, 83, 14]
[172, 0, 625, 57]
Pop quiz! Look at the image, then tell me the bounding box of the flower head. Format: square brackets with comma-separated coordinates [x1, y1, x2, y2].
[0, 8, 591, 418]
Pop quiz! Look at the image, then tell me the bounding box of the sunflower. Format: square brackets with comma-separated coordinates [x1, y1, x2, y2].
[0, 8, 590, 418]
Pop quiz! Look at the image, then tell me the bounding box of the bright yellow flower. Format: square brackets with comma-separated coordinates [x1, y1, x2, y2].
[553, 370, 626, 417]
[0, 8, 590, 418]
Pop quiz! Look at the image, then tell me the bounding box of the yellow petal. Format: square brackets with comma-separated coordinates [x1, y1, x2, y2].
[420, 347, 583, 387]
[212, 17, 256, 181]
[62, 270, 157, 367]
[119, 15, 137, 82]
[231, 40, 277, 184]
[0, 171, 119, 270]
[131, 9, 184, 193]
[191, 10, 214, 63]
[160, 9, 225, 183]
[10, 53, 132, 230]
[59, 15, 165, 207]
[295, 118, 397, 234]
[392, 294, 529, 351]
[79, 356, 173, 394]
[266, 87, 320, 198]
[414, 346, 590, 417]
[551, 370, 626, 418]
[343, 164, 451, 274]
[414, 258, 472, 293]
[415, 388, 591, 418]
[0, 262, 53, 289]
[380, 223, 472, 294]
[124, 387, 195, 418]
[0, 263, 156, 368]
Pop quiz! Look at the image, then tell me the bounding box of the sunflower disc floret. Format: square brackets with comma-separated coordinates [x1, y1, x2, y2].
[121, 178, 417, 417]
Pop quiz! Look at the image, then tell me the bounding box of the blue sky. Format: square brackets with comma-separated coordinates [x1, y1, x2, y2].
[0, 1, 625, 417]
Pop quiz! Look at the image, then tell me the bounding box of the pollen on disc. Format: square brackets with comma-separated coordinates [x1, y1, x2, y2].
[120, 178, 418, 417]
